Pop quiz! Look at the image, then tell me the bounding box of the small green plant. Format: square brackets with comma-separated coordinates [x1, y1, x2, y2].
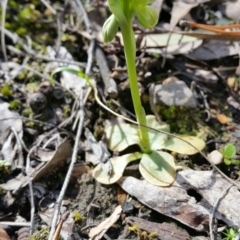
[51, 0, 205, 187]
[222, 227, 238, 240]
[9, 100, 21, 110]
[0, 160, 10, 173]
[72, 211, 85, 223]
[0, 83, 13, 97]
[220, 143, 240, 165]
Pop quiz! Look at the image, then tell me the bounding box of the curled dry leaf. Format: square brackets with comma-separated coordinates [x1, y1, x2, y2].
[0, 138, 72, 192]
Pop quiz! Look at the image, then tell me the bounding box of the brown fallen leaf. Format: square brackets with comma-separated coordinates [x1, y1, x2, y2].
[217, 113, 231, 125]
[70, 163, 91, 182]
[0, 227, 11, 240]
[118, 170, 240, 231]
[117, 186, 127, 205]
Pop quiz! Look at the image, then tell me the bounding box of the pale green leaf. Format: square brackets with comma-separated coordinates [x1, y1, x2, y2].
[135, 5, 158, 29]
[105, 123, 140, 152]
[106, 115, 170, 152]
[145, 115, 170, 151]
[139, 151, 176, 186]
[161, 135, 205, 155]
[92, 152, 142, 184]
[102, 14, 119, 43]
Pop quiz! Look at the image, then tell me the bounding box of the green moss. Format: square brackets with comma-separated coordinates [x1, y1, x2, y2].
[157, 105, 200, 134]
[23, 107, 33, 118]
[63, 105, 71, 117]
[72, 211, 85, 223]
[9, 101, 21, 110]
[0, 83, 13, 97]
[27, 228, 49, 240]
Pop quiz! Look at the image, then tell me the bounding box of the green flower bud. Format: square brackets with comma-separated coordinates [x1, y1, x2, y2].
[134, 5, 158, 29]
[102, 14, 119, 43]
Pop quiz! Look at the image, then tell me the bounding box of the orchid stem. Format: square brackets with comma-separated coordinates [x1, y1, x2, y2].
[120, 24, 151, 153]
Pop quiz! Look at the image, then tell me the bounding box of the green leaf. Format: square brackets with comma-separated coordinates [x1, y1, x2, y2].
[145, 115, 170, 151]
[161, 135, 205, 155]
[92, 152, 142, 184]
[224, 158, 231, 165]
[108, 0, 128, 26]
[102, 14, 119, 43]
[129, 0, 154, 8]
[105, 123, 140, 152]
[105, 115, 170, 152]
[224, 143, 236, 159]
[231, 159, 240, 165]
[139, 151, 176, 186]
[134, 5, 158, 29]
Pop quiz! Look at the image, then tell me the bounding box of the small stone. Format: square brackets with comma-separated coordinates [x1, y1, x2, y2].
[208, 150, 223, 165]
[153, 77, 196, 107]
[122, 201, 134, 214]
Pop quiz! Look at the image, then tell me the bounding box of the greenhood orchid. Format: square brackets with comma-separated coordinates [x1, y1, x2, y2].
[93, 0, 206, 186]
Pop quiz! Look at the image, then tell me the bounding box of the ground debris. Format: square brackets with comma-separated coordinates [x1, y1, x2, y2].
[119, 170, 240, 231]
[125, 216, 190, 240]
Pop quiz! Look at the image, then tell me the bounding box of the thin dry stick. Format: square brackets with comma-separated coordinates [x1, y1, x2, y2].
[209, 184, 233, 240]
[47, 90, 85, 240]
[1, 0, 8, 62]
[26, 147, 36, 235]
[52, 211, 69, 240]
[40, 0, 56, 15]
[0, 222, 31, 227]
[73, 0, 95, 76]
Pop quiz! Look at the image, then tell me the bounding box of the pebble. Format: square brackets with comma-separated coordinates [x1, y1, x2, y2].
[207, 150, 223, 165]
[153, 77, 196, 107]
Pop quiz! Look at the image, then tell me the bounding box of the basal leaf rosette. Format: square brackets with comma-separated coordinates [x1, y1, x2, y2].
[92, 115, 205, 186]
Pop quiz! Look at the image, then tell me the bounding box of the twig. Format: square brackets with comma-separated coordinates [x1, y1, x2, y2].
[47, 90, 85, 240]
[1, 0, 8, 62]
[209, 184, 233, 240]
[95, 46, 118, 98]
[52, 211, 69, 240]
[26, 147, 36, 235]
[72, 0, 95, 76]
[0, 222, 31, 227]
[40, 0, 56, 15]
[73, 0, 92, 34]
[55, 0, 71, 55]
[10, 127, 26, 169]
[86, 39, 95, 75]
